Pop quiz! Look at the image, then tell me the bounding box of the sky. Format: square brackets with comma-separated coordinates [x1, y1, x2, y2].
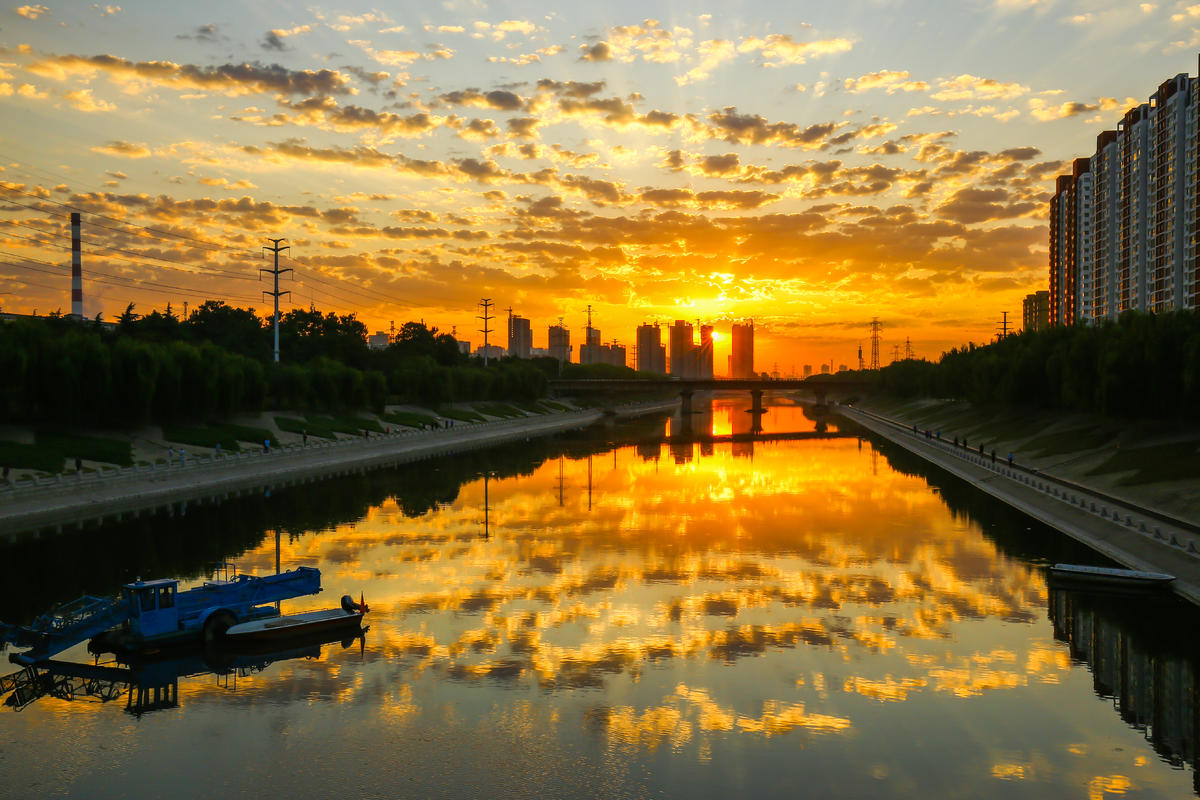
[0, 0, 1196, 372]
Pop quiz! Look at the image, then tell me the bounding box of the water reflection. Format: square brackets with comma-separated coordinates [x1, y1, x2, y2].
[3, 398, 1200, 798]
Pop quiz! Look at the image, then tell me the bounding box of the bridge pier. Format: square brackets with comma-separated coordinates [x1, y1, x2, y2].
[679, 389, 694, 418]
[749, 389, 764, 415]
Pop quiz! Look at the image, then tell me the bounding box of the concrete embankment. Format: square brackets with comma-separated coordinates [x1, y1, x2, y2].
[0, 402, 675, 538]
[840, 405, 1200, 604]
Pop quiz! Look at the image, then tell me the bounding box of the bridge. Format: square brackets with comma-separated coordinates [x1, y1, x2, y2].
[549, 375, 875, 415]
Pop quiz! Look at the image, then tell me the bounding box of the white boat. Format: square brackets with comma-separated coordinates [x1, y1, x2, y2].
[1048, 563, 1175, 589]
[223, 595, 367, 643]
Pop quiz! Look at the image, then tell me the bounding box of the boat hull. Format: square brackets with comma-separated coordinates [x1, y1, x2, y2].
[1048, 563, 1175, 591]
[223, 608, 365, 643]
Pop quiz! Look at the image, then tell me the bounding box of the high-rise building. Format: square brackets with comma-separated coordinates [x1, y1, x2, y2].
[730, 321, 754, 379]
[508, 315, 532, 359]
[669, 320, 695, 378]
[580, 323, 604, 364]
[1050, 158, 1091, 326]
[1051, 65, 1200, 325]
[636, 323, 667, 374]
[698, 325, 714, 379]
[548, 324, 571, 363]
[1022, 291, 1050, 333]
[803, 364, 812, 378]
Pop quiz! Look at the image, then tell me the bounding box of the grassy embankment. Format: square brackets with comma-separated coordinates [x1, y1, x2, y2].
[0, 399, 575, 476]
[856, 396, 1200, 520]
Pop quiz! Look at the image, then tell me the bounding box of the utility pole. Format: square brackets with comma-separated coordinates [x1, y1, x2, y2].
[869, 318, 881, 370]
[261, 238, 291, 363]
[997, 311, 1011, 340]
[478, 298, 494, 366]
[857, 342, 864, 371]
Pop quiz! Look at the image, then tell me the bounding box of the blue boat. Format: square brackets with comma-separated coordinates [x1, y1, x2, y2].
[1, 565, 323, 666]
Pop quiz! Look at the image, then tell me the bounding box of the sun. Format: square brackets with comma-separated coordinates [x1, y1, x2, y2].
[710, 330, 723, 342]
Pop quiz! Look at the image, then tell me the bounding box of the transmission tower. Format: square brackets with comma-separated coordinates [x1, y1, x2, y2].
[904, 337, 913, 360]
[857, 342, 864, 371]
[868, 318, 881, 370]
[997, 311, 1011, 340]
[261, 238, 292, 363]
[478, 298, 494, 366]
[891, 344, 900, 363]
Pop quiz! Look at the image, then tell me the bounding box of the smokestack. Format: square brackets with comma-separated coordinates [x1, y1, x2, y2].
[70, 212, 82, 318]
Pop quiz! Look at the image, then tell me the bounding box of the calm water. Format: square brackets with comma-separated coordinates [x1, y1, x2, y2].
[2, 398, 1199, 799]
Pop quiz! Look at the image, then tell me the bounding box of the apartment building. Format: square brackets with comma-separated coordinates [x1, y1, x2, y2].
[1050, 62, 1200, 325]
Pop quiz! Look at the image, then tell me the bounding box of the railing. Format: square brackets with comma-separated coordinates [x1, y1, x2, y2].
[0, 404, 657, 505]
[842, 405, 1200, 558]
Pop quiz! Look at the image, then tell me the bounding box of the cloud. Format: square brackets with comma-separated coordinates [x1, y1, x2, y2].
[13, 5, 49, 19]
[262, 25, 312, 51]
[258, 97, 445, 138]
[352, 40, 454, 66]
[65, 87, 116, 112]
[439, 88, 525, 111]
[30, 54, 354, 96]
[599, 19, 692, 64]
[934, 187, 1038, 223]
[91, 140, 151, 158]
[706, 108, 842, 149]
[737, 34, 853, 66]
[638, 188, 779, 209]
[579, 42, 612, 62]
[92, 4, 120, 15]
[1027, 96, 1133, 121]
[176, 23, 219, 41]
[931, 74, 1029, 101]
[843, 70, 929, 94]
[488, 45, 564, 66]
[675, 39, 737, 86]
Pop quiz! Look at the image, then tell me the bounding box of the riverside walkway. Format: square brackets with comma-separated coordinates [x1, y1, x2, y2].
[840, 405, 1200, 604]
[0, 402, 675, 537]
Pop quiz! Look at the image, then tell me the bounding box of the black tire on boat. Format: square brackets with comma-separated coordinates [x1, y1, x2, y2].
[203, 611, 236, 643]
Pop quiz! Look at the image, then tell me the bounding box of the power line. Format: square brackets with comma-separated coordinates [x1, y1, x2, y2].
[0, 181, 255, 256]
[1, 223, 256, 282]
[0, 254, 263, 305]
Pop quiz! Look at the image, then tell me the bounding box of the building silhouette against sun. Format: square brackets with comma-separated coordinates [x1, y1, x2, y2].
[729, 321, 754, 379]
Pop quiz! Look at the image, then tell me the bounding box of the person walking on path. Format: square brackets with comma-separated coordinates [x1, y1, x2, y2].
[264, 438, 270, 454]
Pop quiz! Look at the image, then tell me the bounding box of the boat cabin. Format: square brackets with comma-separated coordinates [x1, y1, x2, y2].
[123, 579, 180, 639]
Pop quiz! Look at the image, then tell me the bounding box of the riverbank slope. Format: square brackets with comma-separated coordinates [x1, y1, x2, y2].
[840, 404, 1200, 604]
[0, 401, 676, 537]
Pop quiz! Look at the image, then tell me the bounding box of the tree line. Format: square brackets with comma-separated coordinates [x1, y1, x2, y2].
[0, 302, 549, 426]
[875, 310, 1200, 418]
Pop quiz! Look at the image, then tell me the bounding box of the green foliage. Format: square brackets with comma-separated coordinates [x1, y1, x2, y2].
[437, 406, 486, 423]
[474, 403, 524, 418]
[305, 413, 385, 435]
[1, 311, 550, 430]
[0, 440, 64, 473]
[35, 432, 133, 467]
[275, 416, 322, 439]
[380, 410, 438, 428]
[1087, 440, 1200, 484]
[560, 362, 644, 380]
[162, 425, 241, 452]
[876, 311, 1200, 419]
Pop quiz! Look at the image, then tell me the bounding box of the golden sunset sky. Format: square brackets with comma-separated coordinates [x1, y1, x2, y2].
[0, 1, 1193, 370]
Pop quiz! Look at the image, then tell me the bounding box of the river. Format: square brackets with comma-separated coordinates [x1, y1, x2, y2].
[1, 397, 1198, 799]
